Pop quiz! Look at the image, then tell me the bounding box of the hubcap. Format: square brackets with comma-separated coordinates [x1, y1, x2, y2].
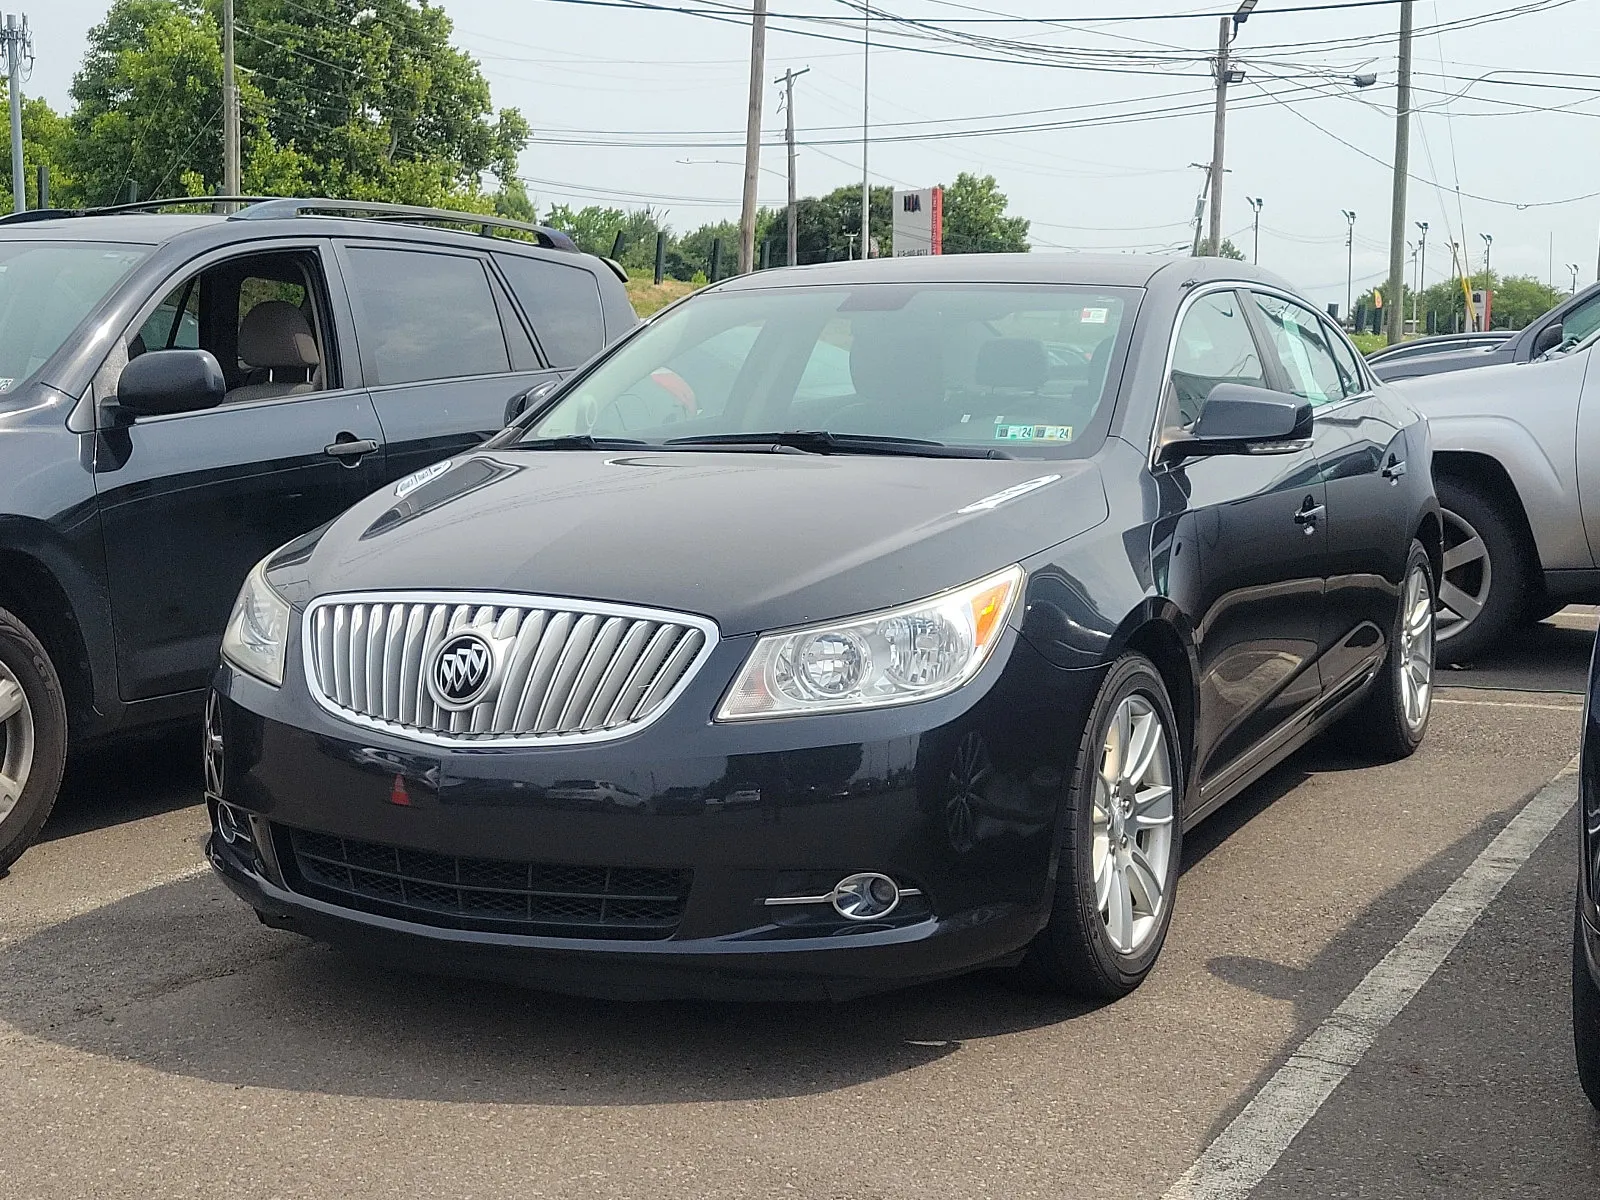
[0, 659, 35, 828]
[1092, 694, 1176, 955]
[203, 691, 225, 801]
[1437, 507, 1490, 643]
[1399, 563, 1436, 732]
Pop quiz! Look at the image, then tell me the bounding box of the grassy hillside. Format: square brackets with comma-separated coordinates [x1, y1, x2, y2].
[626, 277, 700, 317]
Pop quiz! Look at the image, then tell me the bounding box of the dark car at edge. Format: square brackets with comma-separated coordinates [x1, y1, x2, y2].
[205, 254, 1441, 1001]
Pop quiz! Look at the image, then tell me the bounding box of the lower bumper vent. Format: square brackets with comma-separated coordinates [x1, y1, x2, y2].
[279, 827, 690, 939]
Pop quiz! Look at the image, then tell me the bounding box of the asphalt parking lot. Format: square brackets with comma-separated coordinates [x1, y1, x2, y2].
[4, 614, 1598, 1199]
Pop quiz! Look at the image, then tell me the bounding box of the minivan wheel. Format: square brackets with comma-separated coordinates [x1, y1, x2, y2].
[1576, 903, 1600, 1111]
[1435, 477, 1528, 665]
[0, 608, 68, 874]
[1016, 653, 1183, 1000]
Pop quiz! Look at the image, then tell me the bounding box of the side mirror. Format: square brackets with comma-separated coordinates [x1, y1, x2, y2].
[115, 348, 226, 418]
[1160, 383, 1311, 463]
[504, 379, 558, 427]
[1531, 322, 1564, 358]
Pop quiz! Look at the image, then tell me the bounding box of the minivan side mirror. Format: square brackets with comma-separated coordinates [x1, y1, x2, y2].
[1159, 383, 1312, 463]
[1531, 322, 1565, 358]
[504, 378, 558, 427]
[115, 348, 227, 418]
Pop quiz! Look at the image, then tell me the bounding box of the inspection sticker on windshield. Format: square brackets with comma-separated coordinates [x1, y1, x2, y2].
[994, 423, 1072, 442]
[1080, 307, 1109, 324]
[394, 458, 453, 499]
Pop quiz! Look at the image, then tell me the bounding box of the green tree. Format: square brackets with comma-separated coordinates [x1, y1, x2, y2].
[939, 172, 1029, 255]
[0, 95, 77, 211]
[672, 219, 740, 280]
[1490, 274, 1564, 329]
[1213, 237, 1245, 261]
[765, 185, 893, 266]
[222, 0, 529, 205]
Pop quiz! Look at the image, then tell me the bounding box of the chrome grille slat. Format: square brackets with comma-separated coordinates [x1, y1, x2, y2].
[302, 593, 717, 747]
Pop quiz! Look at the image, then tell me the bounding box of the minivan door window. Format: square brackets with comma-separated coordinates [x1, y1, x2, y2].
[343, 247, 511, 385]
[494, 253, 605, 368]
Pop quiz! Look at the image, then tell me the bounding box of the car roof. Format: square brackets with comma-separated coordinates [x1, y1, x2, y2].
[0, 212, 223, 244]
[709, 252, 1300, 294]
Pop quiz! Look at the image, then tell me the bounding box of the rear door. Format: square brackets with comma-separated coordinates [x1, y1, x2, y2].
[1159, 288, 1329, 795]
[1246, 290, 1408, 696]
[336, 241, 562, 482]
[91, 240, 386, 701]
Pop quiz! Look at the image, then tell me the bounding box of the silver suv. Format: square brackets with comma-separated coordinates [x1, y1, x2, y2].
[1389, 327, 1600, 662]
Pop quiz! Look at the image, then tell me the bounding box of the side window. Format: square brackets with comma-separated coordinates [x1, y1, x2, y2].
[135, 281, 199, 353]
[344, 248, 511, 386]
[95, 249, 329, 407]
[494, 254, 605, 369]
[1322, 319, 1369, 398]
[1250, 293, 1345, 407]
[1564, 293, 1600, 345]
[1169, 291, 1265, 427]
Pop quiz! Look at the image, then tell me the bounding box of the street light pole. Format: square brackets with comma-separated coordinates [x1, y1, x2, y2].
[860, 6, 870, 259]
[1247, 196, 1263, 264]
[1342, 209, 1357, 326]
[1571, 264, 1582, 295]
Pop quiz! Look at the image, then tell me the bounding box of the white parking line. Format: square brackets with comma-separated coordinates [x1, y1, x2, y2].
[1161, 756, 1580, 1200]
[1435, 698, 1584, 712]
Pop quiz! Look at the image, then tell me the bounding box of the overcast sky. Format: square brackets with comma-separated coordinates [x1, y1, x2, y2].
[22, 0, 1600, 311]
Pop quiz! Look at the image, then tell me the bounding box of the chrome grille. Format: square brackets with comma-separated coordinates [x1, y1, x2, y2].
[302, 593, 717, 746]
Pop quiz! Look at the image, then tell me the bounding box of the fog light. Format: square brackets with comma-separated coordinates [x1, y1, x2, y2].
[830, 872, 901, 921]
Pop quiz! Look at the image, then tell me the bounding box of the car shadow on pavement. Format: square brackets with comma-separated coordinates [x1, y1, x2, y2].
[39, 727, 202, 843]
[0, 864, 1109, 1105]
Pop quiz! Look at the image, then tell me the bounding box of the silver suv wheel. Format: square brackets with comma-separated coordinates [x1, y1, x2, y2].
[0, 658, 36, 830]
[1437, 505, 1491, 646]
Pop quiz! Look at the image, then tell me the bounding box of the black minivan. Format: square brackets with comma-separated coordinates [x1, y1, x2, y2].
[0, 197, 634, 873]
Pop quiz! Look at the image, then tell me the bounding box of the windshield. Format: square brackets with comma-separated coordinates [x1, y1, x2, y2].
[0, 240, 149, 392]
[0, 241, 148, 395]
[519, 283, 1138, 455]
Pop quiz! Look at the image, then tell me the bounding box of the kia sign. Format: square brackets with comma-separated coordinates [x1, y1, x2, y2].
[892, 187, 942, 256]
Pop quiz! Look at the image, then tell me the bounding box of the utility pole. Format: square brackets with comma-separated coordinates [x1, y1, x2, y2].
[737, 0, 768, 275]
[776, 66, 809, 268]
[1207, 18, 1230, 257]
[1384, 0, 1412, 346]
[222, 0, 240, 201]
[2, 15, 27, 216]
[1341, 210, 1357, 325]
[1246, 196, 1263, 263]
[1203, 3, 1255, 256]
[860, 6, 870, 259]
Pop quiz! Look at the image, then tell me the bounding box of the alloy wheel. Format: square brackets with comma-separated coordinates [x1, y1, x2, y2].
[1399, 561, 1436, 733]
[0, 658, 35, 828]
[1437, 507, 1491, 644]
[1092, 694, 1176, 955]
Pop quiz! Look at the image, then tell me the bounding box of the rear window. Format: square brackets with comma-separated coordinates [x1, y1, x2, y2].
[0, 241, 148, 391]
[343, 247, 510, 386]
[494, 254, 605, 369]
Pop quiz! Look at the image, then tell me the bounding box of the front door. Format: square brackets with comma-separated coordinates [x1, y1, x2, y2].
[1160, 289, 1329, 794]
[336, 241, 562, 483]
[1246, 291, 1408, 694]
[92, 244, 386, 701]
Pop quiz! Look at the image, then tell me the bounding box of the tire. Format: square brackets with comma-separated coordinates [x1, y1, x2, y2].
[1016, 652, 1184, 1000]
[1434, 476, 1530, 665]
[1342, 540, 1435, 761]
[0, 607, 68, 875]
[1574, 902, 1600, 1111]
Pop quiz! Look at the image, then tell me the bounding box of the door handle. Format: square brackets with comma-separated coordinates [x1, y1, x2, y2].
[1382, 457, 1407, 481]
[324, 436, 379, 462]
[1294, 501, 1326, 532]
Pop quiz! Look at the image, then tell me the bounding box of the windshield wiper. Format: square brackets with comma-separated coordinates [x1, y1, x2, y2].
[663, 430, 1013, 459]
[515, 434, 651, 450]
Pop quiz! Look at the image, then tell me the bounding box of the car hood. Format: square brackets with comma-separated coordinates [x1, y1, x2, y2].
[275, 450, 1110, 635]
[1385, 347, 1589, 420]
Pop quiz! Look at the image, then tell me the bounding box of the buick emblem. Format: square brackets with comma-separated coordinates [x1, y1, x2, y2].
[428, 632, 495, 710]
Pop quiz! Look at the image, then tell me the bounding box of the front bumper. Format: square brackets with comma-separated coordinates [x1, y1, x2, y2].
[208, 627, 1101, 1000]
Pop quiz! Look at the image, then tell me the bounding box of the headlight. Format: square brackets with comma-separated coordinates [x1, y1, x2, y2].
[220, 559, 291, 686]
[717, 566, 1023, 720]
